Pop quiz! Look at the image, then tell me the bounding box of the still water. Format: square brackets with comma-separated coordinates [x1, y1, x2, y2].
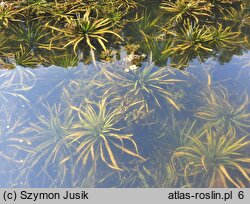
[0, 0, 250, 188]
[0, 50, 249, 188]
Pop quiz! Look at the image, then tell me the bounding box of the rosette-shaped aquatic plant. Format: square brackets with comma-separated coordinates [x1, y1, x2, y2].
[0, 69, 30, 103]
[195, 88, 250, 136]
[170, 20, 213, 65]
[158, 118, 204, 152]
[172, 128, 250, 187]
[209, 23, 241, 51]
[17, 104, 75, 187]
[130, 10, 162, 43]
[100, 58, 183, 111]
[0, 106, 25, 164]
[0, 32, 11, 57]
[7, 20, 54, 54]
[48, 53, 79, 68]
[160, 0, 212, 24]
[48, 9, 123, 53]
[20, 0, 51, 15]
[68, 97, 145, 171]
[224, 6, 250, 29]
[0, 106, 26, 187]
[13, 45, 40, 68]
[0, 2, 24, 28]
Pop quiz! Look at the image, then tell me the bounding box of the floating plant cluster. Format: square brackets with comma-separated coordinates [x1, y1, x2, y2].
[0, 0, 249, 69]
[0, 0, 249, 188]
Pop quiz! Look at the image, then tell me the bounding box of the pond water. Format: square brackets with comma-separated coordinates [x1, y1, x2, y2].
[0, 0, 250, 188]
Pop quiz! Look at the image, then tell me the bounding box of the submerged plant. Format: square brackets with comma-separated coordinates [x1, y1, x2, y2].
[17, 104, 75, 187]
[48, 9, 123, 53]
[0, 74, 30, 103]
[48, 53, 79, 68]
[144, 38, 173, 66]
[68, 97, 145, 172]
[13, 45, 40, 68]
[0, 105, 26, 187]
[209, 24, 241, 51]
[60, 70, 101, 114]
[158, 118, 204, 152]
[0, 105, 25, 164]
[0, 32, 11, 57]
[224, 6, 250, 29]
[160, 0, 212, 24]
[195, 88, 250, 136]
[172, 128, 250, 187]
[0, 64, 36, 90]
[131, 10, 162, 43]
[112, 0, 138, 14]
[170, 20, 213, 65]
[8, 20, 53, 53]
[20, 0, 51, 15]
[114, 162, 171, 188]
[101, 58, 183, 111]
[0, 3, 23, 27]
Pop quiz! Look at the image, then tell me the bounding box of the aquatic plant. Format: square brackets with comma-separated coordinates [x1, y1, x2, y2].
[0, 105, 25, 164]
[113, 0, 138, 14]
[169, 20, 213, 65]
[7, 21, 53, 53]
[144, 38, 173, 66]
[68, 97, 145, 172]
[113, 148, 186, 188]
[0, 74, 30, 102]
[0, 65, 36, 89]
[131, 10, 162, 43]
[195, 88, 250, 136]
[0, 0, 247, 69]
[209, 24, 241, 51]
[46, 1, 85, 25]
[13, 45, 40, 68]
[61, 79, 99, 117]
[224, 6, 250, 29]
[48, 53, 79, 68]
[0, 0, 250, 189]
[158, 118, 204, 152]
[0, 32, 11, 57]
[20, 0, 51, 15]
[48, 9, 123, 53]
[160, 0, 212, 24]
[115, 163, 170, 187]
[17, 104, 75, 187]
[101, 58, 183, 111]
[172, 128, 250, 187]
[0, 3, 23, 27]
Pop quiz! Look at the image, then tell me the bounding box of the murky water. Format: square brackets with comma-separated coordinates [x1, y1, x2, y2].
[0, 0, 250, 188]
